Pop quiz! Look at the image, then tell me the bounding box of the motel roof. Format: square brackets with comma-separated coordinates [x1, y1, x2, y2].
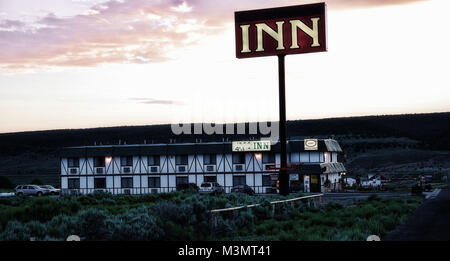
[61, 139, 343, 157]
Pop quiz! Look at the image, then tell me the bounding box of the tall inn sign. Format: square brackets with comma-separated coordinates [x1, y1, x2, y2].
[234, 3, 327, 195]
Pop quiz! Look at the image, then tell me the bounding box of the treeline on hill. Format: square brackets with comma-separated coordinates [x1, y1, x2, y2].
[0, 113, 449, 157]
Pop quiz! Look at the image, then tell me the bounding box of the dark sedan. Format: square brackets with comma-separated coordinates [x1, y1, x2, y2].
[176, 183, 200, 192]
[231, 184, 254, 195]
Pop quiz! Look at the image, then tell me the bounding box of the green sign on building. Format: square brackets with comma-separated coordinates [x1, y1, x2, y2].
[232, 141, 271, 152]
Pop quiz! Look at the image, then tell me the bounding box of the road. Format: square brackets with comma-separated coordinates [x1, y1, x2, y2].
[323, 192, 410, 199]
[384, 186, 450, 241]
[320, 191, 410, 206]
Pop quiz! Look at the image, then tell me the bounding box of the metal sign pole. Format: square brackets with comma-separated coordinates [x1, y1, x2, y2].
[278, 54, 289, 196]
[234, 3, 327, 196]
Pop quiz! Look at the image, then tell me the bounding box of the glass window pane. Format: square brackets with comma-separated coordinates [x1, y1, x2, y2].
[176, 155, 188, 165]
[148, 177, 160, 188]
[262, 153, 275, 164]
[204, 176, 217, 183]
[176, 177, 188, 185]
[232, 153, 245, 164]
[121, 177, 133, 188]
[148, 156, 160, 166]
[94, 157, 105, 167]
[233, 175, 246, 186]
[121, 156, 132, 166]
[94, 178, 106, 189]
[68, 157, 79, 168]
[203, 154, 216, 165]
[262, 175, 272, 186]
[68, 178, 80, 189]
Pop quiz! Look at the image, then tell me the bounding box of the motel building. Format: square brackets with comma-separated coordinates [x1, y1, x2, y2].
[60, 139, 346, 195]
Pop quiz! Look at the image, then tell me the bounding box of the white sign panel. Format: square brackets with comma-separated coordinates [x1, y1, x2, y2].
[304, 139, 318, 151]
[232, 141, 271, 152]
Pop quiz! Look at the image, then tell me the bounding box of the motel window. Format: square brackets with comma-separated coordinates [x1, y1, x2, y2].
[232, 153, 245, 164]
[94, 157, 106, 167]
[68, 157, 79, 168]
[148, 177, 161, 188]
[262, 153, 275, 164]
[203, 154, 216, 165]
[121, 177, 133, 188]
[68, 178, 80, 189]
[310, 152, 320, 162]
[204, 176, 217, 183]
[94, 178, 106, 189]
[120, 156, 133, 166]
[262, 175, 272, 186]
[148, 155, 160, 166]
[176, 176, 189, 186]
[233, 175, 246, 186]
[175, 155, 188, 165]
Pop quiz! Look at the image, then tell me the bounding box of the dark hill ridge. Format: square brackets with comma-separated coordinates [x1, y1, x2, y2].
[0, 112, 449, 182]
[0, 112, 449, 156]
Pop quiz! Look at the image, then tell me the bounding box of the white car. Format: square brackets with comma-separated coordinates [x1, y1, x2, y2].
[199, 182, 224, 194]
[15, 185, 50, 197]
[39, 185, 61, 195]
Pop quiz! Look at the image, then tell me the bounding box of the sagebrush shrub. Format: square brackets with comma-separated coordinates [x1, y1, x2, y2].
[0, 221, 30, 241]
[46, 214, 78, 239]
[108, 207, 164, 240]
[25, 220, 47, 240]
[77, 208, 110, 240]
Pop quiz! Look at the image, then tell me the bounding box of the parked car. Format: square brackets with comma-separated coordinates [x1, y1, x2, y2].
[176, 183, 200, 192]
[15, 185, 50, 197]
[231, 184, 254, 195]
[39, 185, 61, 195]
[199, 182, 224, 194]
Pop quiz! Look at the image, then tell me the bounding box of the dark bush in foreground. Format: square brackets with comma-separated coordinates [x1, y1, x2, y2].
[108, 207, 164, 240]
[0, 221, 30, 241]
[0, 191, 422, 241]
[77, 208, 110, 240]
[45, 215, 78, 239]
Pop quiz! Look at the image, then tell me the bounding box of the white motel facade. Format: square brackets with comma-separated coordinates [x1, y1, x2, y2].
[60, 139, 346, 195]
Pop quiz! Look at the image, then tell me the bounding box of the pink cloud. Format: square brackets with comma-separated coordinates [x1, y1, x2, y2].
[0, 0, 426, 70]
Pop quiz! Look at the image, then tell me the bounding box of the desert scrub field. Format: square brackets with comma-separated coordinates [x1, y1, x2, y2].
[0, 192, 422, 241]
[235, 195, 423, 240]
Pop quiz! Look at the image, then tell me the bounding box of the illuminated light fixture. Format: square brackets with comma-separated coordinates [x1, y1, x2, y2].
[105, 156, 112, 165]
[254, 153, 262, 160]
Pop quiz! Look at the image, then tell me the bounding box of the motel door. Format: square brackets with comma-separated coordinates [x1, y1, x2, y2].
[310, 175, 321, 193]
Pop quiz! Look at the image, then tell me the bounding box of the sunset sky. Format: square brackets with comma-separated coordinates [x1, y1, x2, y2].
[0, 0, 449, 133]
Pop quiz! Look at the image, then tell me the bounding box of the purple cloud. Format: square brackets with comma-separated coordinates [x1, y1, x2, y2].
[0, 0, 426, 70]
